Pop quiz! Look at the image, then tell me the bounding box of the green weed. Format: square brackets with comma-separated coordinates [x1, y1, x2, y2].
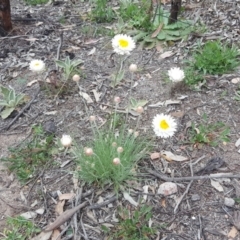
[183, 67, 205, 86]
[106, 205, 156, 240]
[0, 85, 26, 119]
[192, 41, 240, 74]
[55, 56, 83, 81]
[91, 0, 115, 23]
[1, 216, 40, 240]
[119, 0, 151, 31]
[188, 114, 230, 147]
[24, 0, 48, 5]
[132, 6, 193, 49]
[234, 87, 240, 101]
[0, 125, 56, 182]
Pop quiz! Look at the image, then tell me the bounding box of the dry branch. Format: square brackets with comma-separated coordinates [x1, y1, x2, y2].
[146, 169, 240, 182]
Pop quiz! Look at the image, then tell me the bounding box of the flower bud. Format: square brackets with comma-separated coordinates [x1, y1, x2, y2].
[85, 148, 93, 156]
[129, 64, 138, 72]
[114, 96, 121, 104]
[128, 129, 133, 134]
[113, 158, 121, 165]
[61, 134, 72, 147]
[72, 74, 80, 82]
[136, 106, 144, 114]
[89, 116, 96, 122]
[112, 142, 117, 147]
[117, 147, 123, 153]
[134, 131, 139, 138]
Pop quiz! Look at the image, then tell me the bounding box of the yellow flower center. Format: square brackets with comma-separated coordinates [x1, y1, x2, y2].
[119, 39, 129, 48]
[160, 120, 169, 130]
[35, 63, 40, 66]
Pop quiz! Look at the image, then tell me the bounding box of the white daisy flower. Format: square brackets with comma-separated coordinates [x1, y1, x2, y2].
[112, 34, 136, 55]
[152, 114, 177, 138]
[29, 59, 45, 72]
[168, 67, 185, 82]
[60, 134, 72, 147]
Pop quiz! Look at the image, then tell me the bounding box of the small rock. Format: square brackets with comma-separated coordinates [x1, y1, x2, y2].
[157, 182, 178, 196]
[20, 211, 37, 219]
[43, 120, 57, 134]
[35, 208, 45, 215]
[191, 194, 201, 201]
[224, 197, 235, 207]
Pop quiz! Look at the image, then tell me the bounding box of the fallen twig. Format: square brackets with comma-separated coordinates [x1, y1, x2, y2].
[146, 169, 240, 182]
[88, 196, 118, 210]
[174, 161, 194, 213]
[3, 89, 40, 131]
[45, 201, 88, 231]
[73, 188, 82, 240]
[56, 32, 63, 70]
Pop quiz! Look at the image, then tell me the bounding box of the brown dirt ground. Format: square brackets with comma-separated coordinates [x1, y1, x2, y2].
[0, 0, 240, 239]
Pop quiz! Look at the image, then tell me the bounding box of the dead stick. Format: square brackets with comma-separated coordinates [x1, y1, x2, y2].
[146, 169, 240, 182]
[56, 32, 63, 70]
[4, 89, 40, 131]
[174, 161, 194, 213]
[44, 201, 88, 232]
[88, 196, 118, 209]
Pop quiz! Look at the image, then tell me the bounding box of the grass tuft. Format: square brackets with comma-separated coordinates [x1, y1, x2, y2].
[73, 123, 150, 188]
[0, 125, 56, 182]
[105, 205, 156, 240]
[2, 216, 40, 240]
[192, 41, 240, 75]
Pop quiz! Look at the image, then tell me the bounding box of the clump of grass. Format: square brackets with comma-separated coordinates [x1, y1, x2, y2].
[183, 67, 205, 86]
[188, 114, 230, 147]
[73, 116, 150, 188]
[119, 0, 151, 30]
[1, 216, 40, 240]
[192, 40, 240, 74]
[0, 125, 56, 182]
[105, 205, 156, 240]
[91, 0, 115, 23]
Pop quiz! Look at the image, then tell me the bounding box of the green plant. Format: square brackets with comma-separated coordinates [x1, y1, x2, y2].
[0, 125, 57, 182]
[59, 16, 67, 24]
[119, 0, 151, 30]
[73, 120, 150, 188]
[234, 198, 240, 204]
[0, 85, 26, 119]
[132, 6, 193, 49]
[191, 41, 240, 74]
[1, 216, 40, 240]
[106, 205, 156, 240]
[152, 6, 192, 41]
[188, 114, 230, 147]
[81, 25, 114, 37]
[91, 0, 115, 23]
[55, 56, 83, 81]
[234, 90, 240, 101]
[24, 0, 48, 5]
[183, 67, 205, 86]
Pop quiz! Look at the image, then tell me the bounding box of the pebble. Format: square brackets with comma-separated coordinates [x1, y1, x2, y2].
[191, 194, 201, 201]
[224, 197, 235, 207]
[157, 182, 178, 196]
[43, 120, 57, 134]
